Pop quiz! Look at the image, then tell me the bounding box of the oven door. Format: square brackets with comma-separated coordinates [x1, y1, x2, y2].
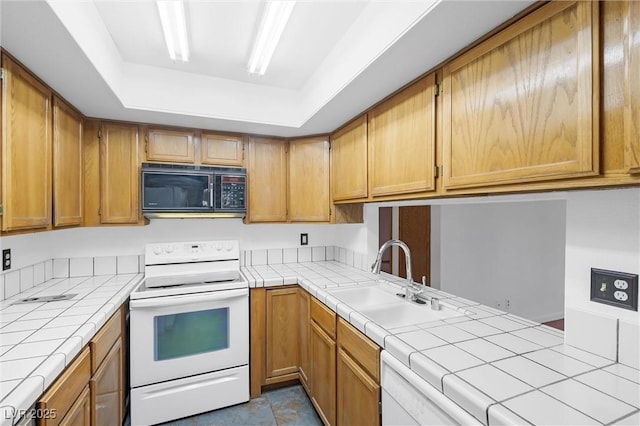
[129, 288, 248, 388]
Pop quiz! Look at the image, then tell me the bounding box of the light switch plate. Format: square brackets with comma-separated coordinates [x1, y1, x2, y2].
[591, 268, 638, 311]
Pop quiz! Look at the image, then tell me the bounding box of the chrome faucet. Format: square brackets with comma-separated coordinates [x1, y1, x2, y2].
[371, 239, 424, 301]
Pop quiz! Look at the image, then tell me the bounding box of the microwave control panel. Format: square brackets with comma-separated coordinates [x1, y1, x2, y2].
[216, 174, 246, 211]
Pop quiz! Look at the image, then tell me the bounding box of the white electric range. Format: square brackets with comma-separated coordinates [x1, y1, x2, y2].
[129, 240, 249, 425]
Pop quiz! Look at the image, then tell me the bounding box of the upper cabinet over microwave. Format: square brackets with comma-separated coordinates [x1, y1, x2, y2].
[141, 163, 246, 217]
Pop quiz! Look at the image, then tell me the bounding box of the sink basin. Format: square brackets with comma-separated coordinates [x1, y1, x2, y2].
[359, 302, 464, 329]
[327, 283, 466, 328]
[327, 283, 401, 309]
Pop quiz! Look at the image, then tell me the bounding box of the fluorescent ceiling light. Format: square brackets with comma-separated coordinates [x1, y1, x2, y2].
[157, 0, 190, 62]
[248, 1, 296, 75]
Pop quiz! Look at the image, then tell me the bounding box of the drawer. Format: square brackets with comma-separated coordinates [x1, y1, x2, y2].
[310, 296, 336, 340]
[337, 317, 380, 381]
[90, 308, 122, 373]
[37, 347, 91, 426]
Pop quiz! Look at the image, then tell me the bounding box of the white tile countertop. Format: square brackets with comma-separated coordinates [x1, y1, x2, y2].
[0, 273, 143, 425]
[242, 261, 640, 426]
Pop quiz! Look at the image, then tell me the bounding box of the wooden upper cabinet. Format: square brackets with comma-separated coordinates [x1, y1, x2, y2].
[625, 1, 640, 173]
[247, 137, 287, 222]
[442, 1, 599, 189]
[368, 74, 436, 197]
[201, 133, 244, 166]
[99, 123, 140, 224]
[53, 97, 83, 227]
[288, 136, 330, 222]
[146, 128, 195, 163]
[331, 115, 368, 201]
[1, 55, 52, 231]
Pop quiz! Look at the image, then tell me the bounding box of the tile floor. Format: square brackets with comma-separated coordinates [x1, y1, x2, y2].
[158, 385, 322, 426]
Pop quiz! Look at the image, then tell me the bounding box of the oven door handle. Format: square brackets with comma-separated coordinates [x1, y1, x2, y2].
[130, 288, 248, 309]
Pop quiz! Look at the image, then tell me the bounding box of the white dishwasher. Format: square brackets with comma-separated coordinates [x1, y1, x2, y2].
[381, 351, 481, 426]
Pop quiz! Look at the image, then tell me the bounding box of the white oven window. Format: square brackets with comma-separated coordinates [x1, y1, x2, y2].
[154, 307, 229, 361]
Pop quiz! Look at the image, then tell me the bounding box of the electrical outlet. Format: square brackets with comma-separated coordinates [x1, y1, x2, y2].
[505, 299, 511, 311]
[591, 268, 638, 311]
[2, 249, 10, 271]
[300, 233, 308, 246]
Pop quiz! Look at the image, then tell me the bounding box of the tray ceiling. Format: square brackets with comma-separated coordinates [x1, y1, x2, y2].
[0, 0, 535, 137]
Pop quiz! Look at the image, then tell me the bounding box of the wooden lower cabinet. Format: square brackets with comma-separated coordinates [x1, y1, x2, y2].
[250, 287, 301, 396]
[90, 338, 122, 426]
[36, 307, 124, 426]
[59, 386, 90, 426]
[265, 287, 300, 380]
[298, 288, 311, 392]
[336, 318, 381, 426]
[251, 288, 382, 426]
[337, 349, 380, 426]
[310, 321, 336, 426]
[37, 348, 91, 426]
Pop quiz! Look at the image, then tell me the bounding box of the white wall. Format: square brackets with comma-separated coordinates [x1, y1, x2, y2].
[434, 200, 567, 323]
[0, 219, 367, 271]
[564, 188, 640, 322]
[564, 188, 640, 361]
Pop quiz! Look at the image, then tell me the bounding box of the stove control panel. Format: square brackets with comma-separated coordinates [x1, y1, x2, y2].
[145, 240, 239, 265]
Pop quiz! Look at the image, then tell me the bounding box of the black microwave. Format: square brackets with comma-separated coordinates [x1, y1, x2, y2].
[141, 163, 246, 215]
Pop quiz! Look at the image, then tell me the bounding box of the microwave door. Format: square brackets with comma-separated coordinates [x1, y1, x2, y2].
[143, 172, 212, 211]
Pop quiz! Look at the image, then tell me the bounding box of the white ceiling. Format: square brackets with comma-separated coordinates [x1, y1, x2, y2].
[0, 0, 535, 137]
[94, 1, 369, 90]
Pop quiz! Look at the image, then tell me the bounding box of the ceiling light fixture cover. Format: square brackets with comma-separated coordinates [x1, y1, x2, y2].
[248, 1, 296, 75]
[157, 0, 190, 62]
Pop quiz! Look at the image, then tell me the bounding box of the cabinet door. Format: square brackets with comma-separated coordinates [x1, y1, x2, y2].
[368, 75, 436, 197]
[337, 348, 380, 426]
[145, 128, 195, 163]
[288, 137, 330, 222]
[201, 133, 244, 166]
[99, 123, 140, 223]
[310, 321, 336, 426]
[298, 289, 311, 391]
[37, 348, 91, 426]
[265, 288, 299, 379]
[1, 55, 52, 231]
[442, 1, 599, 189]
[248, 137, 287, 222]
[53, 97, 83, 227]
[59, 385, 90, 426]
[625, 1, 640, 173]
[331, 115, 368, 201]
[90, 338, 123, 426]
